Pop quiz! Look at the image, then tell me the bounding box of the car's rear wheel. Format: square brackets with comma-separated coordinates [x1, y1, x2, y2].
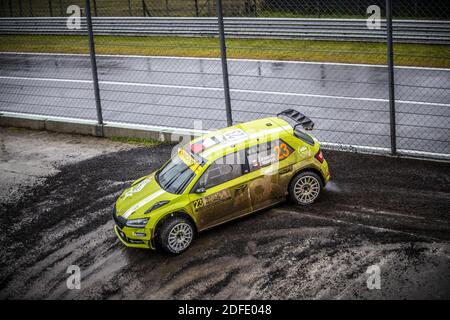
[289, 171, 323, 205]
[156, 216, 195, 254]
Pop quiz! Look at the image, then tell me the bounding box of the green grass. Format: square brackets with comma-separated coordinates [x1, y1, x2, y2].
[110, 136, 162, 147]
[1, 34, 449, 68]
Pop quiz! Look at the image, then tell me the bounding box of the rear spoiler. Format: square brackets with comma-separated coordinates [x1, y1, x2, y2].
[277, 109, 314, 131]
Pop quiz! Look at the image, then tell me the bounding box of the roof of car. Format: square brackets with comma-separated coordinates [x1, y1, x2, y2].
[188, 117, 293, 162]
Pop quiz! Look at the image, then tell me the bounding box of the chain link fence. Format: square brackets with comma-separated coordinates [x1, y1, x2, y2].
[0, 0, 449, 160]
[90, 1, 226, 131]
[391, 5, 450, 158]
[1, 0, 449, 19]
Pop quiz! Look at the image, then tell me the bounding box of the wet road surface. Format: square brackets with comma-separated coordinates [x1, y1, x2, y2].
[0, 52, 449, 156]
[0, 128, 449, 299]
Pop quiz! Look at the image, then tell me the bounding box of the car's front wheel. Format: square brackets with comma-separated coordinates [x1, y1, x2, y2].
[156, 216, 195, 254]
[289, 171, 323, 205]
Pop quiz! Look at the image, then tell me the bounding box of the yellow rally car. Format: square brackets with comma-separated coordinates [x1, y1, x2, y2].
[113, 109, 330, 254]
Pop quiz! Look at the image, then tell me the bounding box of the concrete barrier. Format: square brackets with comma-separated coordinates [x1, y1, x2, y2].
[0, 112, 202, 143]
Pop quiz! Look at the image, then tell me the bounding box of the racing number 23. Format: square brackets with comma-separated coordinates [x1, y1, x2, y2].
[193, 199, 204, 209]
[274, 143, 289, 160]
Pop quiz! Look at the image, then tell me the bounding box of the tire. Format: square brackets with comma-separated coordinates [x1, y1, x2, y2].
[155, 216, 195, 254]
[289, 171, 323, 205]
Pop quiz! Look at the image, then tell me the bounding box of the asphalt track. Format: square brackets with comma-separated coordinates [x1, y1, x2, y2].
[0, 52, 449, 156]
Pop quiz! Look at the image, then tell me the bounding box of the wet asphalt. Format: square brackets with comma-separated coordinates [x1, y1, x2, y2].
[0, 136, 449, 300]
[1, 53, 449, 155]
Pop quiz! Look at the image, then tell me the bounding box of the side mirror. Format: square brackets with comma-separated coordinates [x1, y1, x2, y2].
[195, 187, 206, 194]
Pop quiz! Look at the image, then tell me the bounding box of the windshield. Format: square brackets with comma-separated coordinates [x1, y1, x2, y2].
[156, 156, 196, 194]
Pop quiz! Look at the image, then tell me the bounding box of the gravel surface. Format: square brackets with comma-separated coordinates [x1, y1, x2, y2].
[0, 128, 449, 299]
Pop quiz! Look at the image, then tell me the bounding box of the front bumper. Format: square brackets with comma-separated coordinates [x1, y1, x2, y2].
[112, 207, 154, 249]
[114, 225, 152, 249]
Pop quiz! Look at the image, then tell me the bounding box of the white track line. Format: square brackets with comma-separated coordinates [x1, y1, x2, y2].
[1, 51, 449, 71]
[1, 75, 449, 107]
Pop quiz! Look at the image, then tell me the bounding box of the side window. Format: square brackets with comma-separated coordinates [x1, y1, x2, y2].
[247, 139, 293, 172]
[193, 150, 246, 190]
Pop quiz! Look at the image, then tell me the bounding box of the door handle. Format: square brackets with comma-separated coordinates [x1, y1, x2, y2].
[278, 167, 292, 175]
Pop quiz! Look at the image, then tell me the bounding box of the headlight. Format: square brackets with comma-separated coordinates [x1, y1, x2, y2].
[126, 218, 149, 228]
[145, 201, 169, 214]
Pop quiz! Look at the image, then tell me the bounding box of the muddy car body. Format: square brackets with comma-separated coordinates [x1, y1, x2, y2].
[113, 110, 331, 254]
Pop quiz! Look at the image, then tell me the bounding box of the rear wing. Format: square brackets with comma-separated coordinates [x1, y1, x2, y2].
[277, 109, 314, 131]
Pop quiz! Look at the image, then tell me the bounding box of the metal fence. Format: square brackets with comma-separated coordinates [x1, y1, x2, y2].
[0, 0, 449, 160]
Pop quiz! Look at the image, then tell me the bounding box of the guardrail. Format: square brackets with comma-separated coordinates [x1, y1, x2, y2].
[1, 17, 449, 44]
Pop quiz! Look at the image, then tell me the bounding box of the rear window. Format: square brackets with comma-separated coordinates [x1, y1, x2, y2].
[294, 129, 315, 146]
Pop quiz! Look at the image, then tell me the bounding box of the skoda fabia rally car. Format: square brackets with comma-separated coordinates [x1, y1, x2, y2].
[113, 109, 330, 254]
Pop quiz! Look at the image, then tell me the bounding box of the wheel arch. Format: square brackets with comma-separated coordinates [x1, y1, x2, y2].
[153, 211, 198, 238]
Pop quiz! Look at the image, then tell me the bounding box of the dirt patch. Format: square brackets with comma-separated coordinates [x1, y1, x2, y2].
[0, 127, 134, 205]
[0, 133, 449, 299]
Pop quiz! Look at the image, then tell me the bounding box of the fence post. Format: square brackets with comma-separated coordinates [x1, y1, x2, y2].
[127, 0, 132, 16]
[141, 0, 150, 17]
[386, 0, 396, 155]
[48, 0, 53, 17]
[93, 0, 97, 17]
[1, 0, 4, 16]
[18, 0, 23, 17]
[85, 0, 104, 135]
[28, 0, 33, 16]
[194, 0, 199, 17]
[216, 0, 233, 126]
[59, 0, 63, 16]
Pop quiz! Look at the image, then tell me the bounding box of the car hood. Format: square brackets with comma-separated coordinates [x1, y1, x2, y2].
[115, 173, 172, 219]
